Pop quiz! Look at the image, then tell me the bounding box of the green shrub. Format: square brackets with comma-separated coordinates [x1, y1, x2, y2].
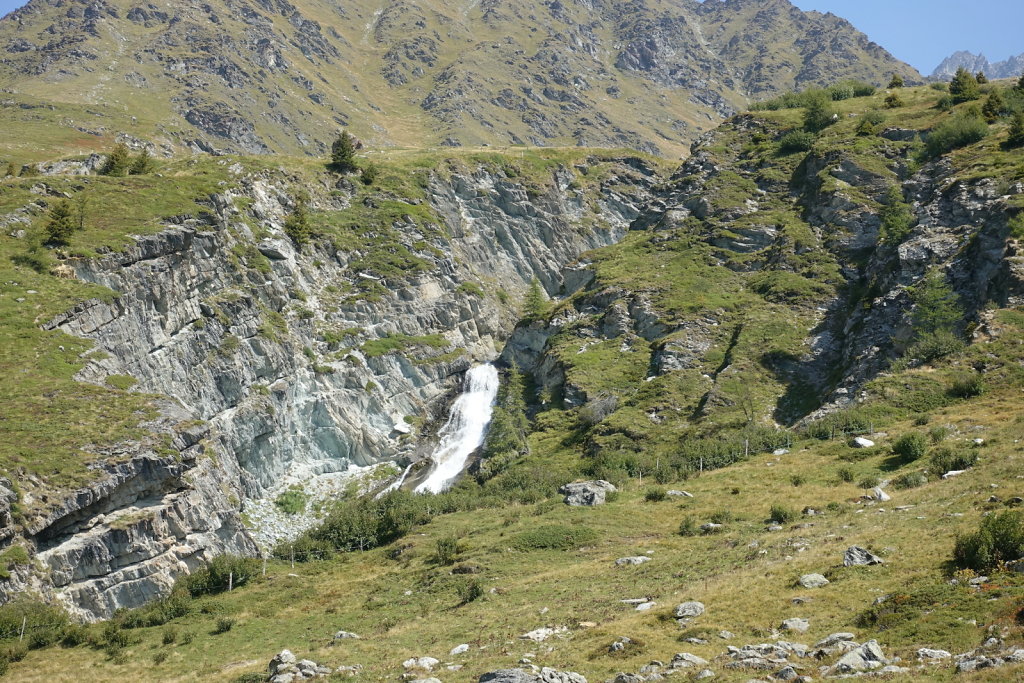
[892, 432, 929, 461]
[1007, 112, 1024, 148]
[0, 599, 69, 649]
[879, 185, 914, 244]
[837, 466, 855, 483]
[709, 510, 734, 524]
[948, 372, 985, 398]
[679, 517, 699, 537]
[60, 624, 89, 648]
[162, 627, 178, 645]
[953, 511, 1024, 571]
[644, 487, 667, 502]
[183, 555, 260, 597]
[512, 524, 598, 550]
[930, 82, 949, 92]
[949, 67, 981, 103]
[858, 475, 880, 489]
[434, 536, 460, 566]
[803, 92, 837, 132]
[929, 446, 977, 474]
[457, 578, 484, 604]
[892, 472, 928, 490]
[179, 630, 195, 645]
[929, 425, 949, 443]
[769, 504, 796, 524]
[274, 488, 308, 516]
[888, 74, 904, 88]
[117, 592, 192, 629]
[923, 111, 989, 158]
[789, 474, 805, 487]
[777, 130, 815, 154]
[213, 617, 235, 634]
[359, 163, 379, 185]
[905, 330, 965, 362]
[884, 93, 903, 109]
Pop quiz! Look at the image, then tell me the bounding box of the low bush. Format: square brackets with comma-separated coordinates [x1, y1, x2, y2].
[892, 432, 929, 461]
[512, 525, 598, 551]
[929, 446, 977, 474]
[923, 111, 989, 158]
[905, 330, 966, 362]
[953, 511, 1024, 571]
[457, 578, 484, 604]
[0, 599, 69, 650]
[644, 487, 667, 502]
[948, 372, 985, 398]
[837, 466, 855, 483]
[678, 517, 699, 537]
[184, 555, 260, 597]
[789, 474, 806, 487]
[769, 504, 796, 524]
[858, 475, 880, 489]
[777, 130, 815, 154]
[434, 536, 460, 566]
[892, 471, 928, 490]
[213, 617, 235, 634]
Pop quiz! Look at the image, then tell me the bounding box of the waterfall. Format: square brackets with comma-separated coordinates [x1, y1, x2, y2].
[415, 364, 500, 494]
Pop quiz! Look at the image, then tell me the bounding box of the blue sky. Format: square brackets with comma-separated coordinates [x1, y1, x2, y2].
[0, 0, 1020, 75]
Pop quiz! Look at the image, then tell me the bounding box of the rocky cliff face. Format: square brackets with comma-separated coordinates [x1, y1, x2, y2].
[1, 155, 657, 620]
[932, 51, 1024, 80]
[0, 0, 920, 158]
[502, 111, 1024, 441]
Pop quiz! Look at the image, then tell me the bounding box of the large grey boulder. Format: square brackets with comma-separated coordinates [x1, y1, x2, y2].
[479, 668, 587, 683]
[780, 618, 809, 633]
[615, 556, 651, 566]
[560, 480, 617, 506]
[844, 546, 884, 566]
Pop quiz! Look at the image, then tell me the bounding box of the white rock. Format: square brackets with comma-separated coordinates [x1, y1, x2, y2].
[520, 627, 568, 642]
[635, 601, 657, 611]
[616, 556, 652, 566]
[673, 601, 705, 618]
[872, 487, 891, 502]
[403, 657, 440, 671]
[852, 437, 875, 448]
[798, 573, 829, 589]
[780, 618, 810, 633]
[916, 648, 951, 660]
[450, 644, 469, 656]
[942, 469, 966, 479]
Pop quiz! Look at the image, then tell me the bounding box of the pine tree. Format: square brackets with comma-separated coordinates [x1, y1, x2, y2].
[981, 89, 1005, 122]
[1017, 74, 1024, 92]
[975, 71, 988, 85]
[911, 270, 962, 337]
[44, 200, 77, 245]
[855, 117, 875, 136]
[949, 67, 980, 103]
[129, 149, 154, 175]
[1007, 112, 1024, 148]
[887, 74, 904, 89]
[74, 193, 89, 232]
[101, 143, 132, 176]
[523, 277, 547, 320]
[879, 185, 913, 244]
[283, 192, 312, 245]
[330, 131, 358, 173]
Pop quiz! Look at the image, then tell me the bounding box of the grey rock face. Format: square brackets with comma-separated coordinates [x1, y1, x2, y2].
[830, 640, 887, 673]
[560, 480, 618, 506]
[9, 161, 654, 621]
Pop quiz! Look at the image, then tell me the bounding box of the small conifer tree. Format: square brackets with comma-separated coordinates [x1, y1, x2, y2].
[330, 131, 358, 174]
[101, 143, 132, 176]
[887, 74, 904, 89]
[981, 89, 1005, 122]
[1007, 112, 1024, 148]
[1017, 74, 1024, 92]
[129, 149, 154, 175]
[879, 185, 914, 244]
[44, 200, 77, 245]
[949, 67, 980, 103]
[802, 91, 837, 133]
[283, 192, 312, 246]
[523, 277, 547, 320]
[975, 71, 988, 85]
[911, 270, 962, 338]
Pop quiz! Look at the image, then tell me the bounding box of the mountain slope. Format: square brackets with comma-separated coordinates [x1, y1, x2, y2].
[0, 0, 920, 159]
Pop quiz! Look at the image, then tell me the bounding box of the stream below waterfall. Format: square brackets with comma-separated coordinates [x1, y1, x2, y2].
[414, 364, 500, 493]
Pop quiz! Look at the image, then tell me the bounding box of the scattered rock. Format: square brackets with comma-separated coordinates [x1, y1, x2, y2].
[780, 618, 809, 633]
[798, 573, 829, 589]
[669, 652, 708, 668]
[700, 523, 723, 533]
[815, 633, 856, 648]
[844, 546, 884, 567]
[610, 637, 632, 652]
[404, 657, 440, 671]
[635, 601, 657, 611]
[333, 631, 361, 640]
[830, 640, 887, 673]
[719, 631, 734, 640]
[942, 470, 967, 479]
[773, 665, 799, 681]
[450, 644, 469, 655]
[666, 490, 694, 498]
[560, 480, 617, 506]
[916, 648, 951, 660]
[695, 670, 715, 680]
[615, 556, 652, 566]
[268, 649, 333, 681]
[520, 627, 568, 642]
[673, 601, 705, 618]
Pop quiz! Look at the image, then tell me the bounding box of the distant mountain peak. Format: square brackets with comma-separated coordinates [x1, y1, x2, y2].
[932, 50, 1024, 80]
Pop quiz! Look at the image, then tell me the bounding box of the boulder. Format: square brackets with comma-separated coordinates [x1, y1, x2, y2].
[258, 238, 295, 260]
[916, 648, 951, 660]
[666, 490, 694, 498]
[773, 665, 799, 681]
[851, 437, 875, 448]
[871, 487, 891, 502]
[670, 652, 708, 668]
[560, 480, 617, 506]
[831, 640, 887, 673]
[403, 657, 440, 671]
[450, 644, 470, 655]
[673, 601, 705, 618]
[333, 630, 361, 640]
[780, 618, 809, 633]
[844, 546, 884, 567]
[520, 626, 567, 642]
[270, 650, 298, 676]
[615, 556, 651, 566]
[479, 672, 537, 683]
[815, 633, 856, 648]
[798, 573, 829, 589]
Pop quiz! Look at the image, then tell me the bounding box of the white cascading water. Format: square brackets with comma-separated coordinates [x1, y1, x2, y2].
[415, 364, 500, 494]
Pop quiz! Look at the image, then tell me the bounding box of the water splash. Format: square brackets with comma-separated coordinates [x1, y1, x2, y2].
[415, 364, 500, 494]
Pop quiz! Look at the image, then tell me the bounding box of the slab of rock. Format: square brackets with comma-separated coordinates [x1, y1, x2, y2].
[780, 618, 809, 633]
[615, 556, 651, 566]
[916, 648, 951, 660]
[666, 490, 694, 498]
[871, 487, 891, 502]
[560, 480, 616, 506]
[831, 640, 887, 673]
[635, 601, 656, 611]
[815, 633, 856, 648]
[479, 671, 538, 683]
[404, 657, 440, 671]
[519, 626, 568, 642]
[333, 631, 361, 640]
[851, 437, 875, 448]
[258, 238, 295, 260]
[798, 573, 829, 588]
[844, 546, 884, 566]
[450, 644, 470, 655]
[670, 652, 708, 668]
[673, 601, 705, 618]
